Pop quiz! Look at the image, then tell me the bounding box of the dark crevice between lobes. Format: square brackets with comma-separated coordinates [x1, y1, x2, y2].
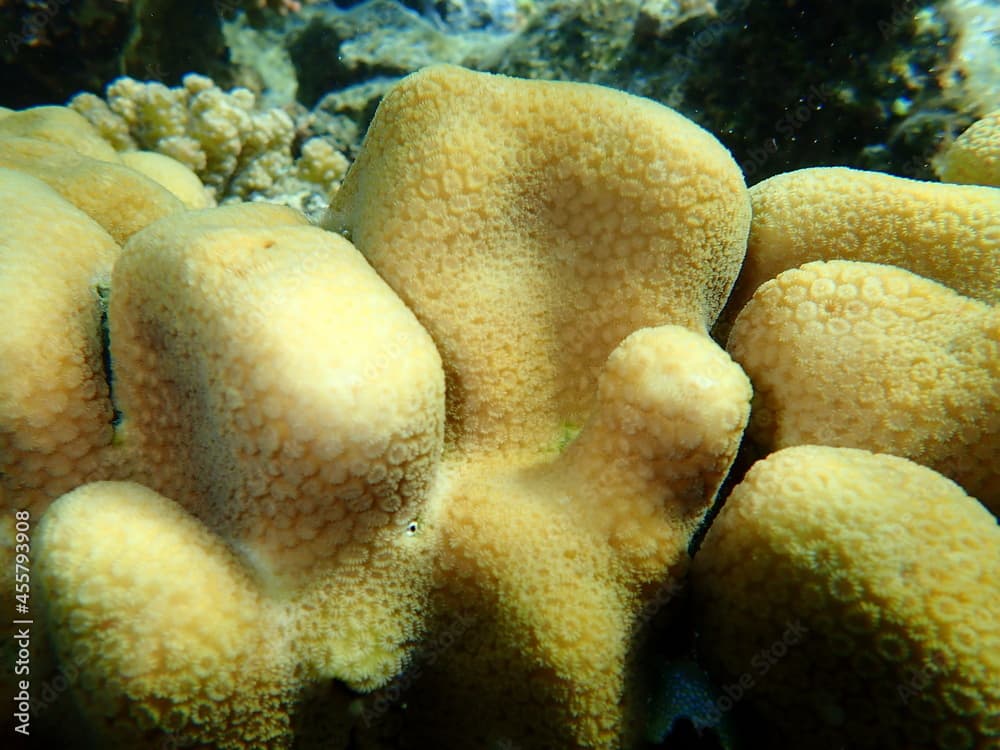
[96, 284, 122, 429]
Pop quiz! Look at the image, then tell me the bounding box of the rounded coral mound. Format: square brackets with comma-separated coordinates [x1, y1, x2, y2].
[936, 110, 1000, 187]
[726, 259, 1000, 511]
[35, 481, 303, 749]
[692, 445, 1000, 750]
[718, 167, 1000, 337]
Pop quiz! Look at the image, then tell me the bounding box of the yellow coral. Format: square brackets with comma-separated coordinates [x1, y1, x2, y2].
[325, 64, 750, 453]
[120, 151, 215, 209]
[111, 205, 445, 592]
[727, 259, 1000, 510]
[24, 66, 754, 749]
[36, 482, 302, 749]
[692, 445, 1000, 750]
[0, 169, 121, 665]
[0, 105, 120, 162]
[30, 202, 445, 748]
[936, 110, 1000, 187]
[0, 169, 119, 518]
[414, 324, 751, 748]
[323, 64, 752, 747]
[719, 167, 1000, 334]
[0, 137, 182, 242]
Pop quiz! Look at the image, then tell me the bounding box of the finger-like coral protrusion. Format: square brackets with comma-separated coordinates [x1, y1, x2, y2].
[692, 446, 1000, 750]
[727, 259, 999, 511]
[325, 65, 750, 454]
[35, 481, 303, 750]
[543, 325, 752, 578]
[111, 204, 446, 589]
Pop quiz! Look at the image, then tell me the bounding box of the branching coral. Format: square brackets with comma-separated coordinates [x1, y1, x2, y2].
[11, 65, 753, 749]
[692, 445, 1000, 750]
[69, 74, 351, 216]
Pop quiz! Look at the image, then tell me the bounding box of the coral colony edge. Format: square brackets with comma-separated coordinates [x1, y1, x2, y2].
[0, 48, 998, 750]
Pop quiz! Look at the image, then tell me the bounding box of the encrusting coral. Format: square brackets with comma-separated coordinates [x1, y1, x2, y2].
[692, 445, 1000, 750]
[935, 110, 1000, 187]
[717, 166, 1000, 336]
[726, 259, 1000, 512]
[12, 64, 753, 750]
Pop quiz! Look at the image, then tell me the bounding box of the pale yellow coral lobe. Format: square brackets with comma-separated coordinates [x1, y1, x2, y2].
[0, 105, 120, 162]
[693, 445, 1000, 750]
[936, 110, 1000, 187]
[414, 326, 750, 748]
[21, 67, 757, 750]
[36, 481, 300, 749]
[30, 202, 448, 748]
[121, 150, 215, 208]
[0, 169, 118, 517]
[722, 167, 999, 330]
[113, 204, 446, 589]
[728, 259, 999, 510]
[326, 64, 751, 455]
[0, 137, 182, 242]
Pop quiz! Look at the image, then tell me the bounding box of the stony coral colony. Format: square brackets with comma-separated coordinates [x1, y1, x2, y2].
[0, 65, 997, 750]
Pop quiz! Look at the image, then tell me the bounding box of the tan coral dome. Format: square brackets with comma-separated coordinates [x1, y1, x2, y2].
[936, 110, 1000, 187]
[21, 66, 755, 750]
[727, 259, 1000, 511]
[692, 445, 1000, 750]
[719, 167, 1000, 335]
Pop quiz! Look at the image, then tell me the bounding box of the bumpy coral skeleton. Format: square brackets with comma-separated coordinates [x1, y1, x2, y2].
[935, 109, 1000, 187]
[5, 65, 753, 749]
[693, 445, 1000, 750]
[718, 166, 1000, 338]
[727, 259, 999, 511]
[1, 62, 997, 750]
